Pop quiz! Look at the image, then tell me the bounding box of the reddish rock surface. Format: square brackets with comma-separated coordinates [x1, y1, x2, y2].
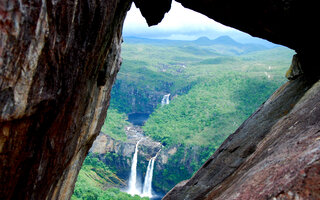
[0, 0, 131, 199]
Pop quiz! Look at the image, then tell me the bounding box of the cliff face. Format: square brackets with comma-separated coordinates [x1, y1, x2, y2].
[90, 127, 203, 194]
[90, 127, 163, 189]
[90, 127, 162, 164]
[1, 0, 319, 200]
[0, 0, 131, 199]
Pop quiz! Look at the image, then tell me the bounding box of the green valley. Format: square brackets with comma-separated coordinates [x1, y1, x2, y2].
[73, 36, 295, 199]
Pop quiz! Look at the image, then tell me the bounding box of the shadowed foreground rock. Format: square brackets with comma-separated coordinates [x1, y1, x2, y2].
[0, 0, 131, 199]
[1, 0, 320, 199]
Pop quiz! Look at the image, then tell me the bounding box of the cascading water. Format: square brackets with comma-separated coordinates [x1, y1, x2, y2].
[161, 94, 170, 106]
[142, 150, 161, 198]
[127, 139, 161, 198]
[127, 139, 142, 195]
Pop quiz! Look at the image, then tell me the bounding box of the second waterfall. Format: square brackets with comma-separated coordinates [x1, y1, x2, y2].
[127, 139, 159, 198]
[142, 150, 160, 198]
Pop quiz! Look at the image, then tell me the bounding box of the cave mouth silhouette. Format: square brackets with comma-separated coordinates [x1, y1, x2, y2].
[123, 1, 276, 46]
[3, 0, 318, 200]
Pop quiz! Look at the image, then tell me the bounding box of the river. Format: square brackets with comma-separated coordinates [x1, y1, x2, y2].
[127, 113, 150, 126]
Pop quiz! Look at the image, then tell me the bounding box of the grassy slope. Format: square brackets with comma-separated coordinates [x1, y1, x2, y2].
[111, 38, 294, 114]
[143, 74, 283, 147]
[135, 41, 294, 148]
[72, 154, 149, 200]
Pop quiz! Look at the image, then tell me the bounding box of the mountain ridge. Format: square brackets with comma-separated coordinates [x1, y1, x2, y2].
[124, 35, 270, 46]
[123, 35, 271, 54]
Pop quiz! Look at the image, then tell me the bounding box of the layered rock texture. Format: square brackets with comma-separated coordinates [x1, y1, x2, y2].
[0, 0, 131, 199]
[1, 0, 320, 200]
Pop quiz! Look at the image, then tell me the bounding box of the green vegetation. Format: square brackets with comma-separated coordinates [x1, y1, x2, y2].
[72, 186, 147, 200]
[74, 36, 295, 197]
[72, 153, 149, 200]
[143, 74, 282, 147]
[119, 37, 294, 192]
[111, 36, 293, 115]
[101, 109, 129, 141]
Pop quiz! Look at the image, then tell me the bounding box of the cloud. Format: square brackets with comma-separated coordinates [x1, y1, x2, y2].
[123, 2, 238, 38]
[151, 2, 234, 32]
[123, 1, 277, 46]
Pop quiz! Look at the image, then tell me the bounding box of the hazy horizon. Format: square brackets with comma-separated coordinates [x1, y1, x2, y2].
[123, 1, 279, 47]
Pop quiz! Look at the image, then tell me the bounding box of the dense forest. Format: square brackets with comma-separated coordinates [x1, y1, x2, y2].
[72, 36, 294, 199]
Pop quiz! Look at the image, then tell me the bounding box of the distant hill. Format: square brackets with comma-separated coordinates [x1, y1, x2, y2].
[194, 36, 240, 46]
[123, 36, 270, 54]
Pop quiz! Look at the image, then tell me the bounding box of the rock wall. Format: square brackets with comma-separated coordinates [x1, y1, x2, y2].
[0, 0, 131, 199]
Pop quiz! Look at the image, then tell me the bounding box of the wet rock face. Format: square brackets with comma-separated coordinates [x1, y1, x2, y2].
[0, 0, 131, 199]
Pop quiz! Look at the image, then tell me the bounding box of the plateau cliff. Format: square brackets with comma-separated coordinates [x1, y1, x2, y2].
[1, 0, 319, 200]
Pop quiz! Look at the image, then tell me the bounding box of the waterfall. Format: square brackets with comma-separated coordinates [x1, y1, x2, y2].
[128, 139, 142, 195]
[142, 150, 160, 198]
[161, 94, 170, 106]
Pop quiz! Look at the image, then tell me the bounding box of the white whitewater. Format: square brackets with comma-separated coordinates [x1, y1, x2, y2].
[142, 150, 161, 198]
[128, 139, 142, 195]
[161, 94, 170, 106]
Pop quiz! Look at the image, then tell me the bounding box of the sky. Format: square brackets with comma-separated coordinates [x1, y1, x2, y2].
[123, 1, 276, 46]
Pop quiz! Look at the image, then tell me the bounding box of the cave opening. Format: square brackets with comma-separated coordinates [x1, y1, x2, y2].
[72, 1, 295, 200]
[1, 1, 319, 200]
